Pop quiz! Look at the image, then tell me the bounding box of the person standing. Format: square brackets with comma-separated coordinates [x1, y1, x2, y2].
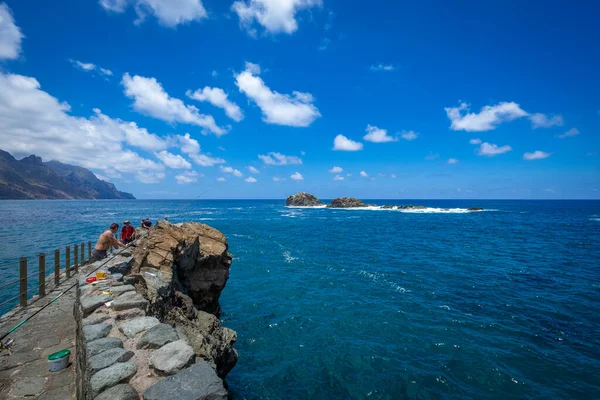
[121, 220, 136, 245]
[93, 223, 125, 261]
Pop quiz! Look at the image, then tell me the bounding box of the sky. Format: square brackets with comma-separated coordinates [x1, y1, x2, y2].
[0, 0, 598, 200]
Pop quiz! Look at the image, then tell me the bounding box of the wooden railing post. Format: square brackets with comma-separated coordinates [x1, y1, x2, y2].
[19, 257, 27, 307]
[81, 243, 85, 265]
[39, 253, 46, 297]
[88, 241, 92, 260]
[54, 249, 60, 286]
[74, 244, 79, 273]
[66, 246, 71, 278]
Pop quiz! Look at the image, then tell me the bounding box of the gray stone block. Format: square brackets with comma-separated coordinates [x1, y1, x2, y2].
[110, 285, 135, 294]
[87, 337, 124, 358]
[115, 308, 146, 320]
[83, 314, 110, 326]
[91, 362, 137, 397]
[95, 384, 139, 400]
[137, 323, 178, 349]
[83, 323, 112, 342]
[81, 295, 112, 317]
[123, 276, 136, 285]
[119, 316, 160, 338]
[143, 361, 227, 400]
[149, 340, 195, 375]
[111, 273, 124, 282]
[89, 347, 134, 374]
[112, 295, 148, 312]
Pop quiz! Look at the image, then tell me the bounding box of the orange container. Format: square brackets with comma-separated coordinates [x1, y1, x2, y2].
[95, 271, 107, 280]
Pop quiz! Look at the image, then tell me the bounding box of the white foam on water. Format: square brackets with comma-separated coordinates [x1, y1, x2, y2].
[358, 270, 408, 293]
[590, 218, 600, 222]
[285, 205, 328, 209]
[283, 250, 297, 263]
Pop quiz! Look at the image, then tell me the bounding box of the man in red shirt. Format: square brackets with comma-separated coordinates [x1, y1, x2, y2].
[121, 220, 136, 245]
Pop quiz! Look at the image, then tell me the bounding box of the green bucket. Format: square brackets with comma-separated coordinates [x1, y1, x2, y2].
[48, 349, 70, 372]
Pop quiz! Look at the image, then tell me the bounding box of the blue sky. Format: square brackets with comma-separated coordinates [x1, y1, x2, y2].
[0, 0, 598, 199]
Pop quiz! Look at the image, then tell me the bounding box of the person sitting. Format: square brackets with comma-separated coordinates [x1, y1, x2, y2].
[93, 223, 125, 261]
[141, 218, 153, 230]
[121, 220, 136, 245]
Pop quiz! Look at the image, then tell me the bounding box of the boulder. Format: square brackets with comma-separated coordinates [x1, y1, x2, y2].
[142, 361, 227, 400]
[87, 337, 124, 358]
[95, 384, 139, 400]
[119, 316, 160, 338]
[149, 340, 195, 375]
[468, 207, 483, 211]
[285, 192, 324, 207]
[83, 323, 112, 342]
[89, 348, 134, 374]
[328, 197, 367, 208]
[90, 362, 137, 397]
[398, 205, 427, 210]
[137, 323, 179, 349]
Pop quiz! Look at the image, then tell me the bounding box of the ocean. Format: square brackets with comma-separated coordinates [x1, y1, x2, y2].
[0, 199, 599, 399]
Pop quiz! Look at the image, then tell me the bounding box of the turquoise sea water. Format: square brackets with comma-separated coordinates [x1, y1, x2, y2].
[1, 200, 599, 399]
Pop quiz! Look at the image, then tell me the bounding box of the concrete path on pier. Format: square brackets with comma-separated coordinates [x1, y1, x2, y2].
[0, 276, 77, 400]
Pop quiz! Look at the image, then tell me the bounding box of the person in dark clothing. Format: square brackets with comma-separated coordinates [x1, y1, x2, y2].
[141, 218, 153, 230]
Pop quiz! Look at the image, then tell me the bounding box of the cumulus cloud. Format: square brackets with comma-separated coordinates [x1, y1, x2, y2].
[333, 134, 363, 151]
[173, 133, 226, 167]
[333, 175, 344, 181]
[328, 166, 343, 173]
[0, 72, 169, 183]
[558, 128, 580, 139]
[155, 150, 191, 169]
[476, 142, 513, 157]
[69, 59, 113, 76]
[186, 87, 244, 122]
[189, 153, 225, 167]
[175, 170, 201, 184]
[272, 176, 285, 181]
[445, 102, 528, 132]
[529, 113, 564, 129]
[360, 171, 368, 177]
[469, 138, 482, 145]
[400, 130, 418, 141]
[523, 151, 551, 160]
[220, 166, 243, 177]
[122, 73, 227, 136]
[425, 152, 440, 160]
[247, 166, 260, 174]
[290, 172, 303, 181]
[245, 176, 257, 183]
[0, 3, 24, 60]
[363, 125, 397, 143]
[258, 152, 302, 165]
[448, 158, 459, 164]
[370, 64, 395, 72]
[216, 177, 226, 182]
[231, 0, 322, 35]
[99, 0, 207, 27]
[235, 63, 321, 127]
[390, 174, 397, 179]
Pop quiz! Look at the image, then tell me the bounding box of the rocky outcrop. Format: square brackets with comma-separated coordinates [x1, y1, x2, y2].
[468, 207, 484, 211]
[328, 197, 367, 208]
[381, 204, 427, 210]
[286, 192, 324, 207]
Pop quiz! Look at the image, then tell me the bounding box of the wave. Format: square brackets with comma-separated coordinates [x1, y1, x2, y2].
[283, 250, 297, 263]
[285, 205, 328, 209]
[591, 218, 600, 222]
[286, 205, 492, 213]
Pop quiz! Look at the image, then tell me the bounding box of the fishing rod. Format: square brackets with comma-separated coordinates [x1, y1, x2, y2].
[0, 231, 149, 349]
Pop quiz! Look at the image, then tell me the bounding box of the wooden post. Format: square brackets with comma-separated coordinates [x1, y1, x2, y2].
[80, 243, 85, 265]
[88, 241, 92, 261]
[54, 250, 60, 286]
[39, 253, 46, 297]
[74, 244, 79, 273]
[19, 257, 27, 307]
[66, 246, 71, 278]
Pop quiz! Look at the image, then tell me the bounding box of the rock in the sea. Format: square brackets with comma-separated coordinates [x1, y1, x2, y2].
[285, 192, 324, 207]
[328, 197, 367, 208]
[143, 361, 227, 400]
[468, 207, 483, 211]
[90, 362, 137, 397]
[149, 340, 195, 375]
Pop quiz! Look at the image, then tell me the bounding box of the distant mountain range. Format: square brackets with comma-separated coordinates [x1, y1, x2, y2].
[0, 149, 135, 200]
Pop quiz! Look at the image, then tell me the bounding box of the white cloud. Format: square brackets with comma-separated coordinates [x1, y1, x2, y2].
[318, 38, 331, 51]
[328, 166, 343, 173]
[220, 166, 243, 177]
[122, 73, 227, 136]
[290, 172, 303, 181]
[216, 177, 226, 182]
[272, 176, 285, 181]
[558, 128, 580, 139]
[529, 113, 564, 129]
[0, 3, 24, 60]
[175, 133, 201, 154]
[370, 64, 395, 72]
[245, 176, 257, 183]
[445, 102, 528, 132]
[231, 0, 322, 35]
[390, 174, 396, 179]
[448, 158, 459, 164]
[469, 138, 482, 145]
[333, 175, 344, 181]
[244, 61, 261, 75]
[99, 0, 207, 27]
[189, 153, 225, 167]
[100, 68, 113, 76]
[400, 130, 418, 141]
[333, 134, 363, 151]
[360, 171, 368, 177]
[155, 150, 191, 169]
[363, 125, 397, 143]
[476, 142, 513, 157]
[175, 170, 201, 184]
[187, 87, 244, 122]
[523, 151, 551, 160]
[258, 152, 302, 165]
[235, 63, 321, 127]
[248, 166, 260, 174]
[70, 60, 113, 77]
[425, 152, 440, 160]
[0, 72, 167, 183]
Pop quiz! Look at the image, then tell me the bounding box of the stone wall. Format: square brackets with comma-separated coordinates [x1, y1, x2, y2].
[74, 222, 236, 399]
